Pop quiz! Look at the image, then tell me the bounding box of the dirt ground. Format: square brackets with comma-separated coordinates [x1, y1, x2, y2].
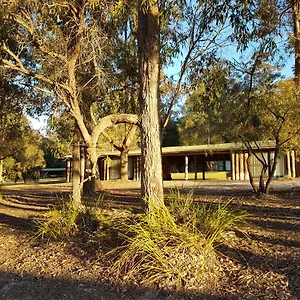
[0, 179, 299, 300]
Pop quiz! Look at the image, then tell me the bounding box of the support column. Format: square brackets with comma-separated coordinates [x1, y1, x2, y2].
[0, 160, 3, 184]
[202, 157, 206, 180]
[194, 155, 197, 180]
[231, 153, 235, 180]
[106, 160, 110, 181]
[185, 156, 189, 180]
[244, 153, 249, 180]
[287, 151, 291, 178]
[235, 153, 239, 180]
[239, 152, 244, 180]
[136, 156, 140, 181]
[291, 150, 296, 178]
[66, 159, 71, 182]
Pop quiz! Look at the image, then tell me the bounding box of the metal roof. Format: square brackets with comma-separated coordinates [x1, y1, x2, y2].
[97, 141, 276, 157]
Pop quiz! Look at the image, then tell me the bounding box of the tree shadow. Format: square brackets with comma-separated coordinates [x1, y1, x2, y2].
[0, 212, 34, 230]
[0, 270, 257, 300]
[217, 244, 300, 299]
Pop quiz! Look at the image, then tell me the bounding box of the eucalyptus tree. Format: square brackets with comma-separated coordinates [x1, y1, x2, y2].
[95, 10, 140, 181]
[4, 128, 46, 183]
[0, 0, 139, 207]
[177, 62, 231, 146]
[137, 0, 164, 206]
[222, 60, 300, 194]
[101, 124, 139, 180]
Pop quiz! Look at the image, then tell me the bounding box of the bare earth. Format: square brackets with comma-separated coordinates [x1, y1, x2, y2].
[0, 179, 299, 300]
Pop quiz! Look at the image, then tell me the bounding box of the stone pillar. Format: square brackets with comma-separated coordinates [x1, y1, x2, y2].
[185, 156, 189, 180]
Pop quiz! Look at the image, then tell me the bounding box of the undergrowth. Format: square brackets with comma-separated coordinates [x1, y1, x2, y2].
[35, 199, 79, 240]
[35, 189, 249, 291]
[108, 190, 249, 291]
[35, 194, 107, 241]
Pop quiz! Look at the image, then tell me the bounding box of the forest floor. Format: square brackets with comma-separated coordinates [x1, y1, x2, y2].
[0, 179, 299, 300]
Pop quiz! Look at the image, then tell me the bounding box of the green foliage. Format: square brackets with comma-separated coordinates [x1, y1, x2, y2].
[35, 200, 79, 241]
[178, 63, 230, 145]
[3, 129, 46, 181]
[35, 193, 117, 242]
[196, 201, 250, 246]
[108, 191, 248, 290]
[167, 189, 249, 245]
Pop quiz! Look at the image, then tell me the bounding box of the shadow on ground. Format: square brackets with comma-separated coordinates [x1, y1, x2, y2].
[0, 270, 262, 300]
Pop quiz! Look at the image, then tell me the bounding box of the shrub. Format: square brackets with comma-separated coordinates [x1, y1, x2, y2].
[35, 194, 107, 240]
[108, 191, 249, 291]
[196, 201, 250, 246]
[35, 200, 79, 240]
[108, 200, 215, 291]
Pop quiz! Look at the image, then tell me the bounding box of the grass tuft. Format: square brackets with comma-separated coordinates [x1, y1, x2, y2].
[108, 190, 249, 291]
[35, 199, 79, 240]
[35, 194, 108, 241]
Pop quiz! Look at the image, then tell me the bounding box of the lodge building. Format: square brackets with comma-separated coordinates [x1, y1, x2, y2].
[88, 141, 298, 181]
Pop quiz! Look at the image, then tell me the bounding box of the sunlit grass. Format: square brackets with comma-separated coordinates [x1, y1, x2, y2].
[108, 191, 249, 290]
[171, 171, 230, 180]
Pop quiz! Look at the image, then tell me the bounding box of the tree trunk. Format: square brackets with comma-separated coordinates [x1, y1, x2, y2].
[246, 153, 258, 194]
[72, 124, 83, 209]
[292, 0, 300, 88]
[138, 0, 164, 209]
[0, 159, 3, 184]
[84, 142, 101, 194]
[120, 147, 129, 180]
[265, 147, 280, 195]
[258, 164, 268, 194]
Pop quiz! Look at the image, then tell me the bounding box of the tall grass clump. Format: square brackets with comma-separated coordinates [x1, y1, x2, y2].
[35, 194, 109, 241]
[109, 199, 215, 291]
[196, 201, 250, 246]
[35, 199, 79, 240]
[109, 191, 249, 291]
[167, 189, 250, 245]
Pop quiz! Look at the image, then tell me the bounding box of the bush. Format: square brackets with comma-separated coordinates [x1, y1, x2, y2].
[35, 194, 108, 241]
[108, 191, 249, 291]
[196, 201, 250, 246]
[167, 189, 250, 245]
[35, 200, 79, 240]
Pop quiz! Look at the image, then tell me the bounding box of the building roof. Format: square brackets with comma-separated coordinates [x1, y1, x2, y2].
[97, 140, 276, 157]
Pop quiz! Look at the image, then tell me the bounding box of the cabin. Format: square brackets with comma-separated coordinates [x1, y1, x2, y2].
[95, 141, 298, 181]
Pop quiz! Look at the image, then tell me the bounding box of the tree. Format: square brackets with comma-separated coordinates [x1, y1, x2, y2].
[3, 123, 46, 183]
[246, 79, 300, 194]
[178, 63, 230, 146]
[223, 61, 300, 194]
[138, 0, 164, 208]
[101, 124, 139, 180]
[0, 1, 139, 207]
[0, 69, 39, 161]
